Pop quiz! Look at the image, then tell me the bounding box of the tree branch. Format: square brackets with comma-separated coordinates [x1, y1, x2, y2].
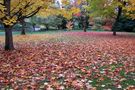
[20, 6, 42, 19]
[0, 2, 4, 6]
[11, 1, 35, 17]
[10, 0, 23, 13]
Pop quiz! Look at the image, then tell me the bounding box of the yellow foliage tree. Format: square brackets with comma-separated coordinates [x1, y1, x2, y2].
[0, 0, 53, 50]
[36, 0, 81, 31]
[38, 0, 81, 20]
[126, 0, 135, 19]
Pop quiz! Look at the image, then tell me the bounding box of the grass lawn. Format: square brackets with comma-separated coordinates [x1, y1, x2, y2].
[0, 31, 135, 89]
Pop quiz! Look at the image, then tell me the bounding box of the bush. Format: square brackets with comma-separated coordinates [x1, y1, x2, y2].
[114, 17, 135, 32]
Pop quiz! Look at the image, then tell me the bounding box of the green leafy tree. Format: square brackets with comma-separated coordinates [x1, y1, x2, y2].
[35, 15, 63, 30]
[87, 0, 127, 35]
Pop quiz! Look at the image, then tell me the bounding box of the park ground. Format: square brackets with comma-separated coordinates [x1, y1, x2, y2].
[0, 31, 135, 89]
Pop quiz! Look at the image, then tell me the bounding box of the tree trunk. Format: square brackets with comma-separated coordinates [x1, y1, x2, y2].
[21, 19, 26, 35]
[83, 26, 86, 32]
[112, 5, 122, 36]
[45, 24, 49, 30]
[81, 15, 87, 32]
[57, 25, 61, 30]
[21, 29, 26, 35]
[113, 31, 116, 35]
[82, 20, 87, 32]
[32, 24, 36, 31]
[4, 25, 14, 50]
[3, 0, 14, 50]
[112, 21, 117, 36]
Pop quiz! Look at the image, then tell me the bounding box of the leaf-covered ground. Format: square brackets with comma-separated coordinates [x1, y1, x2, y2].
[0, 32, 135, 90]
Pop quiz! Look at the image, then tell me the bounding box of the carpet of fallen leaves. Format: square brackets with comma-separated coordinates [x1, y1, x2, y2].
[0, 32, 135, 90]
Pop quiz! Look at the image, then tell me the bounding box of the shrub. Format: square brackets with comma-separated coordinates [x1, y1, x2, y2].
[113, 17, 135, 32]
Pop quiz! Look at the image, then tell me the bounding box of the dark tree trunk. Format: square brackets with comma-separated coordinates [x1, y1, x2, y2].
[45, 24, 49, 30]
[81, 14, 87, 32]
[4, 25, 14, 50]
[57, 25, 61, 30]
[83, 25, 86, 32]
[112, 26, 117, 35]
[20, 19, 26, 35]
[21, 29, 26, 35]
[113, 31, 116, 35]
[3, 0, 14, 50]
[112, 20, 118, 36]
[32, 24, 36, 31]
[112, 5, 123, 36]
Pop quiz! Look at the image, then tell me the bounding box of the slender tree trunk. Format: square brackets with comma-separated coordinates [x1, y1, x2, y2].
[112, 20, 118, 36]
[83, 19, 87, 32]
[21, 19, 26, 35]
[32, 24, 36, 31]
[84, 28, 86, 32]
[4, 25, 14, 50]
[45, 24, 49, 30]
[113, 31, 116, 35]
[57, 25, 61, 30]
[81, 15, 87, 32]
[112, 5, 122, 36]
[83, 25, 86, 32]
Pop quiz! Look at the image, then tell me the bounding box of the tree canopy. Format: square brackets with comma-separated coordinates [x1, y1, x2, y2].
[126, 0, 135, 19]
[0, 0, 53, 26]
